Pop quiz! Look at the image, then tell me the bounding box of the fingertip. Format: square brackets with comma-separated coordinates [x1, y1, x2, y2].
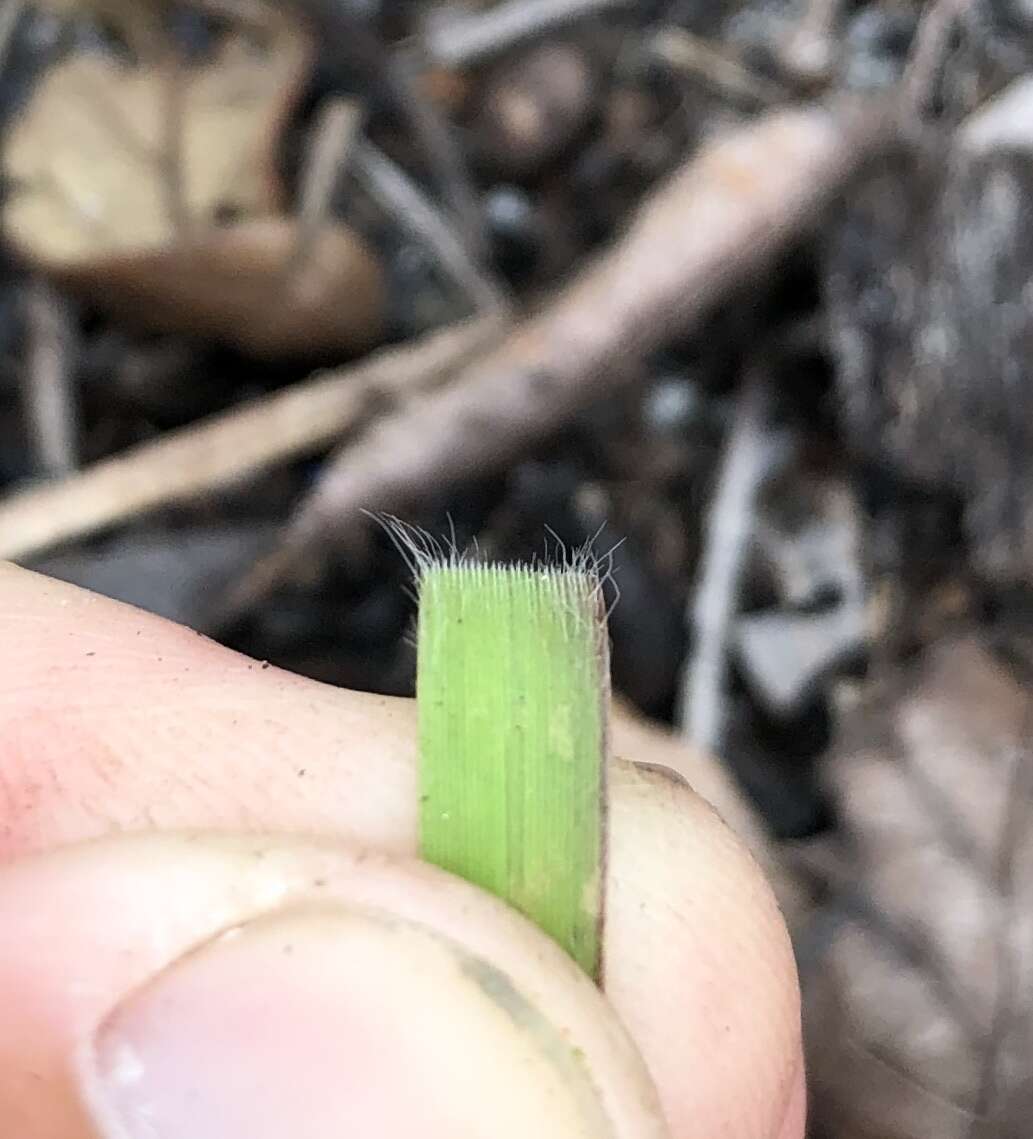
[607, 762, 802, 1139]
[776, 1063, 807, 1139]
[0, 564, 418, 860]
[0, 834, 669, 1139]
[83, 907, 624, 1139]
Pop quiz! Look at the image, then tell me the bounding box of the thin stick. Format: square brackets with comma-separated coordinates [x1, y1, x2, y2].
[355, 140, 509, 314]
[21, 280, 78, 478]
[422, 0, 632, 69]
[901, 0, 971, 119]
[0, 315, 505, 562]
[280, 105, 887, 561]
[293, 97, 363, 270]
[195, 0, 280, 24]
[160, 46, 190, 234]
[678, 376, 787, 750]
[293, 1, 487, 256]
[387, 45, 487, 257]
[648, 27, 785, 107]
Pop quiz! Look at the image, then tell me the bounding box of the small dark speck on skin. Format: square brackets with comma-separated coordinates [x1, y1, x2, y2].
[298, 768, 307, 778]
[261, 661, 271, 670]
[84, 651, 95, 657]
[313, 878, 326, 888]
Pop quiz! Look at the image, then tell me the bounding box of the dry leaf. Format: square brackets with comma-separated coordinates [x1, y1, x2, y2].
[5, 25, 307, 260]
[3, 15, 384, 356]
[802, 637, 1033, 1139]
[52, 217, 386, 358]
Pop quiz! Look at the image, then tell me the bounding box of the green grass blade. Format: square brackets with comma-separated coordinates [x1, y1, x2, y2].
[417, 562, 609, 981]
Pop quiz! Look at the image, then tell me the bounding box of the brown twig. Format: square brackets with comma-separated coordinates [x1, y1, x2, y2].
[195, 0, 280, 23]
[292, 97, 363, 270]
[901, 0, 971, 119]
[159, 43, 190, 234]
[354, 141, 509, 314]
[21, 279, 79, 478]
[678, 374, 791, 749]
[294, 1, 486, 257]
[0, 316, 506, 562]
[648, 27, 786, 108]
[264, 104, 890, 581]
[386, 45, 487, 258]
[421, 0, 632, 69]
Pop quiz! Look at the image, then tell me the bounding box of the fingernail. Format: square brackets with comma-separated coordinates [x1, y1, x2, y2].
[80, 906, 612, 1139]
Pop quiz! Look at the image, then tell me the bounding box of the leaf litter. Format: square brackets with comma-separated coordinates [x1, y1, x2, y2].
[1, 3, 1033, 1134]
[3, 3, 383, 355]
[802, 637, 1033, 1137]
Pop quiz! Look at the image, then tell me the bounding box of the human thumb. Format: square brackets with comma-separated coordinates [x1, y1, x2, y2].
[2, 833, 670, 1139]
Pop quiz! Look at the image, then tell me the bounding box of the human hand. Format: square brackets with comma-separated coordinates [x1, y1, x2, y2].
[0, 562, 804, 1139]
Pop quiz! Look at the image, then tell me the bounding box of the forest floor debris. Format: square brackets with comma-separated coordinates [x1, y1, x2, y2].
[3, 3, 1033, 1134]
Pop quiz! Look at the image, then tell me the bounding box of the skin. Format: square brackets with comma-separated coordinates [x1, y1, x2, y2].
[0, 561, 805, 1139]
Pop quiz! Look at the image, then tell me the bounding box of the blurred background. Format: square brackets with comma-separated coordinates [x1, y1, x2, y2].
[2, 0, 1033, 1133]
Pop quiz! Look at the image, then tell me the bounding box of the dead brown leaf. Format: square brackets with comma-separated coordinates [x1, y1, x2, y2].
[802, 637, 1033, 1139]
[1, 12, 382, 356]
[5, 24, 307, 259]
[52, 217, 385, 358]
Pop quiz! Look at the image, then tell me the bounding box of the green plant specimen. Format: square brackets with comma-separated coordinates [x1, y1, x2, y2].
[417, 559, 609, 982]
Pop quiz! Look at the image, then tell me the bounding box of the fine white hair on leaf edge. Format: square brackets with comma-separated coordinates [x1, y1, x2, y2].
[367, 511, 623, 623]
